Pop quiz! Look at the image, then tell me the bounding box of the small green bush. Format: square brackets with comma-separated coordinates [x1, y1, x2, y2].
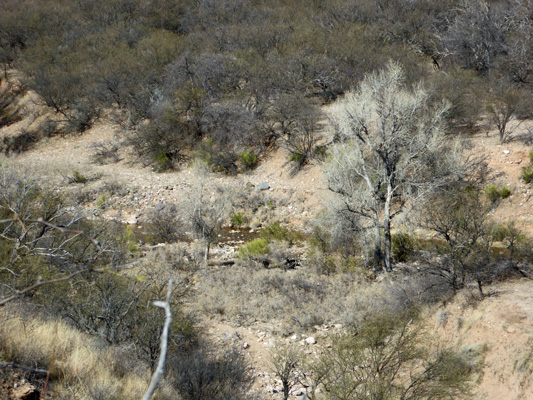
[500, 186, 511, 199]
[238, 238, 270, 259]
[260, 222, 305, 246]
[123, 225, 139, 253]
[391, 231, 417, 262]
[238, 151, 258, 170]
[97, 194, 106, 209]
[195, 140, 238, 174]
[288, 152, 304, 164]
[484, 184, 512, 201]
[314, 145, 328, 160]
[484, 184, 501, 202]
[522, 165, 533, 184]
[72, 170, 88, 183]
[231, 212, 246, 227]
[529, 151, 533, 163]
[153, 151, 173, 172]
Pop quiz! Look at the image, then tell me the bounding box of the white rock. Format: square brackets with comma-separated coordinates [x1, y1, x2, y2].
[305, 337, 316, 345]
[243, 342, 250, 349]
[503, 149, 510, 154]
[126, 216, 138, 224]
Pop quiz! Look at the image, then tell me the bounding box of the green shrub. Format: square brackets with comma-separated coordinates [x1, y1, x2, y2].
[238, 151, 258, 170]
[231, 212, 246, 228]
[123, 225, 139, 253]
[97, 194, 106, 209]
[260, 222, 305, 246]
[391, 231, 417, 262]
[309, 311, 473, 399]
[196, 140, 238, 174]
[238, 238, 270, 258]
[484, 184, 512, 201]
[288, 152, 304, 164]
[484, 184, 501, 202]
[500, 186, 511, 199]
[529, 151, 533, 163]
[72, 170, 88, 183]
[153, 151, 173, 172]
[522, 165, 533, 184]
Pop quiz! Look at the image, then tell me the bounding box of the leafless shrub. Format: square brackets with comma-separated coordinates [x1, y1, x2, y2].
[145, 203, 183, 244]
[180, 162, 233, 263]
[270, 343, 302, 400]
[168, 346, 254, 400]
[90, 140, 121, 164]
[0, 128, 37, 154]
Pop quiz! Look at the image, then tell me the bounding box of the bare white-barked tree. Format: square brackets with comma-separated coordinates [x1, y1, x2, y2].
[325, 62, 463, 272]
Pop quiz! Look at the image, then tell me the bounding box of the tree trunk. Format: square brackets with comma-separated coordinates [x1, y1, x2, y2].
[384, 220, 392, 272]
[204, 241, 210, 265]
[374, 224, 384, 272]
[383, 188, 393, 272]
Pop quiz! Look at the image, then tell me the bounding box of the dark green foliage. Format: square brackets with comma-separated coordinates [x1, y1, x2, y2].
[416, 180, 529, 294]
[484, 184, 501, 202]
[309, 311, 473, 400]
[523, 164, 533, 184]
[0, 170, 128, 305]
[196, 140, 238, 175]
[238, 151, 258, 170]
[53, 272, 196, 371]
[392, 231, 418, 263]
[154, 151, 174, 172]
[71, 170, 88, 184]
[499, 186, 511, 199]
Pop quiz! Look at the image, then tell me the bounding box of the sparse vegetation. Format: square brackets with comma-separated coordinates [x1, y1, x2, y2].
[1, 0, 533, 398]
[238, 150, 258, 170]
[485, 184, 511, 202]
[308, 311, 473, 400]
[71, 170, 88, 184]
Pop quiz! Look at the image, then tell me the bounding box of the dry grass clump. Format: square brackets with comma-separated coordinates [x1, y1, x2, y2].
[0, 308, 173, 400]
[191, 264, 440, 333]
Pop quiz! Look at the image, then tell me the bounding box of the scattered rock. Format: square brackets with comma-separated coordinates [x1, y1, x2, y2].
[243, 342, 250, 349]
[10, 383, 40, 400]
[290, 388, 306, 396]
[503, 149, 510, 154]
[257, 182, 270, 191]
[305, 337, 316, 345]
[126, 215, 138, 224]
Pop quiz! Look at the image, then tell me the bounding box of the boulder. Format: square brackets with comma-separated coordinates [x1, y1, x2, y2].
[305, 337, 316, 345]
[10, 383, 40, 400]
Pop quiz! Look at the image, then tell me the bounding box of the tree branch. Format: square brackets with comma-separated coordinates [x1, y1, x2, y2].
[142, 279, 173, 400]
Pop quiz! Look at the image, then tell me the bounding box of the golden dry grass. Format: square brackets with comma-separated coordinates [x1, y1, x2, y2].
[0, 308, 173, 400]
